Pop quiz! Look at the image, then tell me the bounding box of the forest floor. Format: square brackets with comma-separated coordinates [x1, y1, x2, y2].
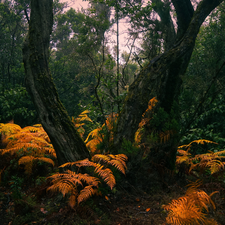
[1, 175, 225, 225]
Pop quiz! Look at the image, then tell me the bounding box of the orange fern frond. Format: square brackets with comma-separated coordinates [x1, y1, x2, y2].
[86, 138, 102, 153]
[35, 157, 55, 166]
[176, 150, 192, 165]
[189, 139, 218, 146]
[18, 155, 55, 174]
[185, 180, 218, 212]
[2, 143, 39, 155]
[47, 176, 75, 196]
[69, 192, 77, 208]
[91, 154, 111, 163]
[92, 154, 128, 175]
[104, 113, 118, 131]
[0, 123, 21, 136]
[77, 185, 98, 204]
[18, 155, 35, 174]
[134, 97, 158, 144]
[47, 170, 100, 207]
[20, 126, 41, 133]
[85, 127, 103, 143]
[180, 139, 218, 152]
[189, 151, 225, 175]
[72, 110, 93, 138]
[59, 158, 97, 169]
[73, 110, 93, 124]
[94, 165, 116, 190]
[163, 180, 218, 225]
[163, 197, 207, 225]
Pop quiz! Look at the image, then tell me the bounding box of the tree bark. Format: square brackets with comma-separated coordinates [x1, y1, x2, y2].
[114, 0, 224, 171]
[22, 0, 90, 166]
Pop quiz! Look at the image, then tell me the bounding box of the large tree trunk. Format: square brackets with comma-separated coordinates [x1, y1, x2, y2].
[114, 0, 224, 176]
[22, 0, 90, 166]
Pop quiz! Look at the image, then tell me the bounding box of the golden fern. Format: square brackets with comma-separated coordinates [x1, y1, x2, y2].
[77, 185, 99, 204]
[163, 197, 206, 225]
[85, 127, 103, 153]
[61, 159, 116, 189]
[178, 139, 218, 152]
[18, 155, 55, 174]
[163, 180, 218, 225]
[47, 170, 100, 207]
[94, 164, 116, 189]
[59, 153, 128, 189]
[176, 139, 224, 175]
[72, 110, 93, 138]
[0, 123, 22, 136]
[91, 154, 128, 175]
[0, 123, 56, 177]
[189, 152, 225, 175]
[51, 153, 127, 207]
[134, 97, 158, 145]
[85, 113, 117, 154]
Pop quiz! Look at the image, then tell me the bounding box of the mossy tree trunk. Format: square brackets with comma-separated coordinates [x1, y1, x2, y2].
[22, 0, 90, 166]
[114, 0, 224, 174]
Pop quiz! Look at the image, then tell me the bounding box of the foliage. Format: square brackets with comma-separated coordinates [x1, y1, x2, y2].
[0, 123, 56, 176]
[9, 176, 24, 200]
[177, 139, 225, 175]
[0, 86, 37, 126]
[85, 113, 117, 154]
[163, 180, 218, 225]
[135, 97, 158, 144]
[72, 110, 93, 139]
[180, 2, 225, 148]
[47, 153, 127, 207]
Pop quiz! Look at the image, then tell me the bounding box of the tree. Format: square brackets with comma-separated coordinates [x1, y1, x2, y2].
[22, 0, 224, 182]
[22, 0, 90, 166]
[112, 0, 224, 174]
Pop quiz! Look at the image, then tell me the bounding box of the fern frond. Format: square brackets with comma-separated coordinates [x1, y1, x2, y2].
[69, 193, 77, 208]
[164, 197, 207, 225]
[91, 154, 111, 163]
[2, 143, 37, 155]
[18, 156, 35, 174]
[47, 177, 75, 196]
[189, 152, 225, 175]
[47, 170, 100, 208]
[59, 158, 97, 169]
[92, 154, 128, 174]
[185, 180, 217, 211]
[107, 159, 127, 174]
[94, 165, 115, 189]
[36, 157, 55, 166]
[86, 138, 102, 153]
[207, 160, 225, 174]
[0, 123, 21, 136]
[20, 126, 41, 133]
[33, 124, 42, 127]
[176, 150, 192, 165]
[77, 185, 98, 204]
[189, 139, 218, 146]
[104, 113, 118, 131]
[85, 127, 102, 143]
[110, 154, 128, 166]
